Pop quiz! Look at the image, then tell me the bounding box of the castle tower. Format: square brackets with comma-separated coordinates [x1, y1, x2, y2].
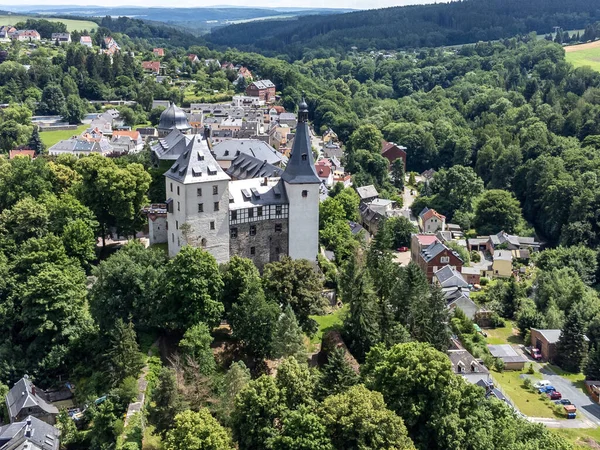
[281, 98, 320, 262]
[157, 102, 192, 137]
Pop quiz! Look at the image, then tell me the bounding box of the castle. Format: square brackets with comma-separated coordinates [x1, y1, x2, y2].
[148, 99, 320, 269]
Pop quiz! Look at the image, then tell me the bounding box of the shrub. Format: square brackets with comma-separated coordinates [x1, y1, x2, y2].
[470, 251, 481, 263]
[494, 358, 505, 372]
[523, 377, 533, 390]
[527, 363, 535, 375]
[482, 354, 495, 369]
[489, 312, 505, 328]
[480, 277, 489, 286]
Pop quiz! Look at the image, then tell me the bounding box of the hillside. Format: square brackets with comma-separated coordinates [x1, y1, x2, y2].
[0, 14, 97, 31]
[208, 0, 600, 58]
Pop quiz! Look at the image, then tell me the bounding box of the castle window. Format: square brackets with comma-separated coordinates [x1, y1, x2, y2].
[250, 225, 256, 236]
[177, 186, 180, 195]
[166, 222, 168, 230]
[177, 202, 180, 212]
[170, 183, 173, 192]
[231, 210, 237, 220]
[201, 238, 207, 247]
[176, 221, 179, 230]
[210, 221, 215, 230]
[276, 247, 280, 254]
[197, 188, 202, 196]
[257, 206, 263, 216]
[214, 202, 220, 212]
[275, 223, 282, 232]
[230, 228, 238, 238]
[213, 185, 218, 195]
[198, 203, 204, 213]
[302, 190, 308, 198]
[250, 246, 256, 255]
[172, 233, 174, 242]
[248, 208, 254, 218]
[276, 205, 282, 215]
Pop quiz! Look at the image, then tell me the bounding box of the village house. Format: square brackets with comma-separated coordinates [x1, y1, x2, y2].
[467, 231, 540, 253]
[448, 348, 489, 383]
[0, 26, 17, 39]
[153, 48, 165, 57]
[417, 241, 463, 282]
[279, 112, 297, 128]
[381, 140, 407, 171]
[5, 377, 59, 425]
[355, 185, 379, 205]
[492, 250, 513, 278]
[418, 207, 446, 233]
[111, 130, 144, 153]
[238, 66, 252, 79]
[103, 36, 120, 55]
[12, 30, 40, 41]
[246, 80, 276, 102]
[142, 61, 161, 75]
[0, 416, 60, 450]
[188, 54, 200, 64]
[461, 266, 481, 285]
[49, 136, 113, 157]
[204, 58, 221, 67]
[410, 233, 439, 263]
[80, 35, 92, 47]
[487, 344, 527, 370]
[323, 128, 338, 144]
[359, 199, 409, 235]
[51, 32, 71, 44]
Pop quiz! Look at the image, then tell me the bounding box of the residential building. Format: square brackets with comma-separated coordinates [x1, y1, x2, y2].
[421, 168, 436, 180]
[153, 99, 320, 269]
[417, 241, 463, 281]
[323, 128, 338, 144]
[9, 148, 36, 159]
[418, 207, 446, 233]
[410, 233, 439, 263]
[530, 329, 561, 362]
[204, 58, 221, 67]
[153, 48, 165, 57]
[0, 416, 60, 450]
[51, 32, 71, 43]
[188, 54, 200, 64]
[381, 140, 407, 171]
[12, 30, 40, 41]
[48, 137, 113, 157]
[279, 112, 297, 128]
[467, 231, 540, 253]
[111, 130, 144, 153]
[359, 199, 404, 235]
[355, 185, 379, 204]
[210, 139, 287, 170]
[5, 377, 59, 425]
[461, 266, 481, 285]
[0, 26, 17, 39]
[487, 344, 527, 370]
[448, 349, 488, 383]
[492, 250, 512, 278]
[142, 61, 161, 75]
[315, 160, 334, 187]
[80, 35, 92, 47]
[238, 66, 252, 79]
[246, 80, 276, 102]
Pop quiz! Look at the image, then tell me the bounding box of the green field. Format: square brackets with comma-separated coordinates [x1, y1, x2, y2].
[566, 47, 600, 72]
[0, 15, 98, 32]
[491, 370, 559, 418]
[40, 124, 88, 148]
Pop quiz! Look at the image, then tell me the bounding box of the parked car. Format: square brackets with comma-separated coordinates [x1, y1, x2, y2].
[525, 346, 542, 360]
[397, 246, 409, 252]
[555, 399, 573, 406]
[548, 391, 562, 400]
[534, 380, 551, 389]
[538, 385, 556, 394]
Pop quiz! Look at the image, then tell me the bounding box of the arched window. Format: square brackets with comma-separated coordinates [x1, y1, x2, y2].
[201, 238, 207, 248]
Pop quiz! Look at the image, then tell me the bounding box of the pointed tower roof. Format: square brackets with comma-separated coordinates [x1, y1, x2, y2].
[164, 134, 229, 185]
[281, 98, 320, 185]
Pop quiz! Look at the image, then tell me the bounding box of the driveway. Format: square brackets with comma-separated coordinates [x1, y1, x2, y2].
[522, 368, 600, 425]
[402, 185, 418, 226]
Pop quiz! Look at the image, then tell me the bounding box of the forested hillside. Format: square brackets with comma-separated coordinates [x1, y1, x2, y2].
[209, 0, 600, 58]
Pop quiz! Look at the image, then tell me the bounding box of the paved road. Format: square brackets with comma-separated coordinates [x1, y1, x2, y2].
[527, 416, 595, 428]
[522, 369, 600, 426]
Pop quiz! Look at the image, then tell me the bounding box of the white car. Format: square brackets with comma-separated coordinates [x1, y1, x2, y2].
[533, 380, 551, 389]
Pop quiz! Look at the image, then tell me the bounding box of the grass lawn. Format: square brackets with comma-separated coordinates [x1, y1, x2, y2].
[309, 306, 346, 345]
[485, 322, 523, 345]
[491, 370, 559, 418]
[553, 428, 600, 448]
[566, 49, 600, 72]
[40, 124, 88, 148]
[0, 15, 98, 32]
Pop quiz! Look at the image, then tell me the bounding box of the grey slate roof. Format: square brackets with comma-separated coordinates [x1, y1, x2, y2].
[487, 344, 528, 364]
[6, 378, 58, 420]
[250, 80, 275, 89]
[226, 153, 283, 180]
[151, 129, 189, 161]
[164, 135, 229, 185]
[280, 106, 320, 185]
[434, 265, 468, 288]
[493, 250, 512, 261]
[356, 185, 379, 200]
[158, 103, 192, 134]
[0, 416, 60, 450]
[532, 329, 562, 344]
[448, 349, 488, 375]
[212, 139, 287, 166]
[228, 178, 288, 208]
[420, 242, 459, 263]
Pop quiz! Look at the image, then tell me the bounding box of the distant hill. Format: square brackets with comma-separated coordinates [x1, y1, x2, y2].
[2, 6, 354, 35]
[207, 0, 600, 57]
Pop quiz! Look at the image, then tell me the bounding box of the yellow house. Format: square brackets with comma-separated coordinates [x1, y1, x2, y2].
[492, 250, 513, 278]
[323, 128, 338, 144]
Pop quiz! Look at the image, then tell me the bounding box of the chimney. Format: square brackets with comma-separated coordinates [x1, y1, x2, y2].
[31, 386, 35, 396]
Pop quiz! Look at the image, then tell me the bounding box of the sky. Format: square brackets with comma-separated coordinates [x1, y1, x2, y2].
[0, 0, 443, 10]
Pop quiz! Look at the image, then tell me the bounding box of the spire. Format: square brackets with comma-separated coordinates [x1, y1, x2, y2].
[281, 97, 320, 185]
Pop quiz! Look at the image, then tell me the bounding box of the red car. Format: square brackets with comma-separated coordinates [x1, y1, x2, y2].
[548, 391, 562, 400]
[397, 247, 409, 252]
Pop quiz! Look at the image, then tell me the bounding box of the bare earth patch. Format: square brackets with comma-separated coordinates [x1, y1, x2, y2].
[565, 40, 600, 53]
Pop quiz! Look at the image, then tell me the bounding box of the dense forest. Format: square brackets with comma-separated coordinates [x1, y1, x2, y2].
[209, 0, 600, 58]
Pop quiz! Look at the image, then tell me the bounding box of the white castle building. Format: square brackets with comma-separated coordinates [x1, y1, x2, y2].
[148, 100, 320, 269]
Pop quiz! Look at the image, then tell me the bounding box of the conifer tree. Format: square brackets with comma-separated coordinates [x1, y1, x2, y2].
[585, 346, 600, 381]
[104, 319, 145, 386]
[316, 347, 359, 399]
[272, 305, 307, 361]
[28, 125, 45, 155]
[149, 367, 188, 436]
[555, 308, 587, 373]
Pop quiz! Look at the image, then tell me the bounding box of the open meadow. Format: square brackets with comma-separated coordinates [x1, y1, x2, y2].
[565, 40, 600, 71]
[0, 15, 98, 32]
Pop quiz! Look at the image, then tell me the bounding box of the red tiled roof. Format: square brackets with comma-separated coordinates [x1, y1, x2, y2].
[113, 130, 141, 140]
[142, 61, 160, 73]
[421, 208, 446, 222]
[316, 164, 332, 178]
[153, 48, 165, 56]
[9, 149, 35, 159]
[415, 234, 439, 246]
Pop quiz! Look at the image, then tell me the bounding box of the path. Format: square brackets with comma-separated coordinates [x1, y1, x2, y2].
[527, 416, 596, 428]
[123, 338, 159, 428]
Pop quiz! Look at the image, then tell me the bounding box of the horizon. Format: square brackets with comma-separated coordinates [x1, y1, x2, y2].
[0, 0, 444, 11]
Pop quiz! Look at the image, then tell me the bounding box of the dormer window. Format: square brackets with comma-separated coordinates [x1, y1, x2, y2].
[301, 153, 307, 161]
